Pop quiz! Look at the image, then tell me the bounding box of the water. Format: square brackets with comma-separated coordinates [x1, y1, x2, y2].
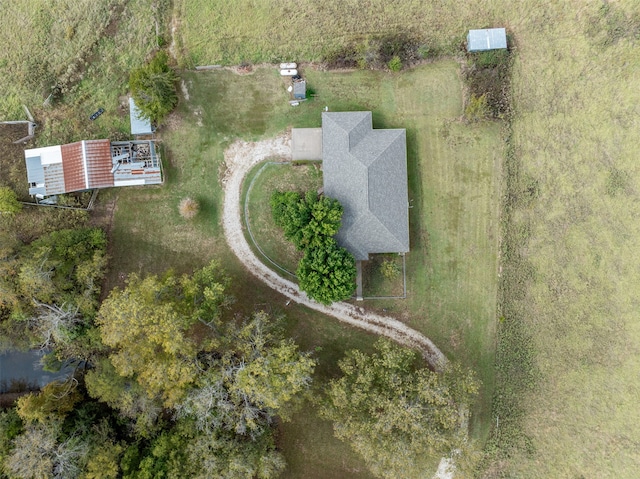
[0, 350, 75, 393]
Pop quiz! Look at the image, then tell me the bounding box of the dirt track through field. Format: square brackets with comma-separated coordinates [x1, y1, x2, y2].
[221, 132, 448, 371]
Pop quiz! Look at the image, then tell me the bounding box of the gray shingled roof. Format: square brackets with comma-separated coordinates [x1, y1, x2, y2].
[322, 111, 409, 260]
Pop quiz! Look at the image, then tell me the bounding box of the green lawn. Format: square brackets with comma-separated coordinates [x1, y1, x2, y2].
[243, 161, 323, 278]
[104, 62, 502, 476]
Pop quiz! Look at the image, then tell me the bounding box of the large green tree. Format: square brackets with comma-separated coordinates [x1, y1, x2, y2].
[0, 227, 107, 357]
[95, 261, 230, 407]
[129, 50, 178, 122]
[321, 339, 479, 479]
[16, 227, 107, 317]
[271, 190, 356, 304]
[271, 191, 343, 250]
[175, 311, 316, 438]
[297, 239, 356, 305]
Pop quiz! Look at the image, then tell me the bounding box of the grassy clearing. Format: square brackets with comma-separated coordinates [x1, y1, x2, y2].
[361, 254, 405, 298]
[308, 63, 505, 442]
[243, 161, 323, 277]
[485, 1, 640, 477]
[176, 0, 506, 65]
[107, 63, 501, 476]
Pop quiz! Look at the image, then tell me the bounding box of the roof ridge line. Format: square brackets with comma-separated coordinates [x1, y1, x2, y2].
[81, 140, 89, 190]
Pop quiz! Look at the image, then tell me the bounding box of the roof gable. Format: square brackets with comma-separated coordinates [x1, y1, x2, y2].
[322, 111, 409, 260]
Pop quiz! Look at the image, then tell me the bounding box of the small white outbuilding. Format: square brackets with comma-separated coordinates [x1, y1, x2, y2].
[467, 28, 507, 52]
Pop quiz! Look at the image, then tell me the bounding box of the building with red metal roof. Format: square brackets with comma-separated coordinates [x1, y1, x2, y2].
[25, 139, 162, 197]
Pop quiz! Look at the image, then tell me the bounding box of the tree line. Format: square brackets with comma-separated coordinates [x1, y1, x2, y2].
[0, 192, 478, 478]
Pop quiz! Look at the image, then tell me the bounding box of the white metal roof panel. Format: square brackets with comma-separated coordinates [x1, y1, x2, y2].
[467, 28, 507, 52]
[129, 97, 153, 135]
[24, 145, 62, 165]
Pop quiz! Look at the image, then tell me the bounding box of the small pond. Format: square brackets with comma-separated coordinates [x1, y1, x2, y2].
[0, 350, 75, 393]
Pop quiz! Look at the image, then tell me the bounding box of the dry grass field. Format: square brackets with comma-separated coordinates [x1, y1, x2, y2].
[490, 2, 640, 477]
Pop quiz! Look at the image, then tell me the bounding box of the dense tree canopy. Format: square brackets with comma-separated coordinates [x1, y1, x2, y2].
[271, 190, 356, 304]
[321, 339, 479, 479]
[129, 50, 178, 122]
[84, 264, 314, 477]
[175, 311, 315, 438]
[2, 227, 107, 319]
[0, 227, 107, 358]
[271, 191, 342, 250]
[95, 261, 231, 407]
[1, 260, 316, 479]
[297, 239, 356, 305]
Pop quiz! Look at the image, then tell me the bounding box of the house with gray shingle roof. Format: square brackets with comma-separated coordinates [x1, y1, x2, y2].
[321, 111, 409, 261]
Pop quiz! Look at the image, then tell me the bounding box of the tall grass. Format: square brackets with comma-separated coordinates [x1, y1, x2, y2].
[482, 1, 640, 477]
[0, 0, 170, 147]
[177, 0, 505, 65]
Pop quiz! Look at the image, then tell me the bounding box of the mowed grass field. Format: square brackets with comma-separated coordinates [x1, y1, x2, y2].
[105, 63, 502, 476]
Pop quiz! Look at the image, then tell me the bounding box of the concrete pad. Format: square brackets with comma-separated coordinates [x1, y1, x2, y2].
[292, 128, 322, 161]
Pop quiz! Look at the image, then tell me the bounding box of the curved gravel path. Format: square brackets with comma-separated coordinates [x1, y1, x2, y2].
[221, 132, 447, 371]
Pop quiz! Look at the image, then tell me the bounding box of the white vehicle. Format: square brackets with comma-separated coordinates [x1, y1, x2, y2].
[280, 69, 298, 76]
[279, 62, 297, 69]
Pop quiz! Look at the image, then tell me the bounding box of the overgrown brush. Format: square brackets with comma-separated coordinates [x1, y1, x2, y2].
[463, 46, 513, 119]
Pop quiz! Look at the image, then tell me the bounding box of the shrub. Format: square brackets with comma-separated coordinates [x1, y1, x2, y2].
[473, 49, 510, 69]
[297, 240, 356, 305]
[0, 187, 21, 217]
[388, 56, 402, 72]
[179, 197, 199, 219]
[380, 259, 400, 280]
[129, 51, 178, 122]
